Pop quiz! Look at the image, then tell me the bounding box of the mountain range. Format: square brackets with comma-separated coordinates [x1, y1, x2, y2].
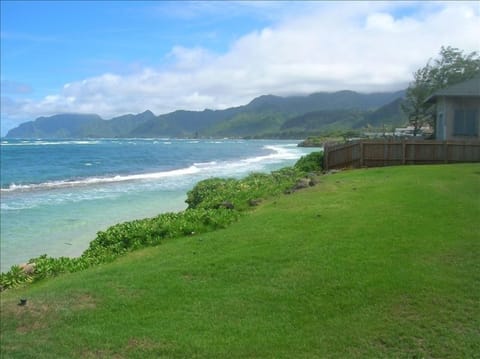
[5, 90, 407, 139]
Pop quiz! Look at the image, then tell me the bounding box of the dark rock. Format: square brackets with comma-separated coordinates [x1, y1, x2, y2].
[19, 263, 36, 275]
[248, 198, 262, 206]
[218, 201, 234, 210]
[292, 178, 311, 190]
[286, 177, 318, 194]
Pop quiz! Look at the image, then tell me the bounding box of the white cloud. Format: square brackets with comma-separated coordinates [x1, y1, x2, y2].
[167, 46, 216, 70]
[2, 1, 479, 134]
[366, 13, 397, 31]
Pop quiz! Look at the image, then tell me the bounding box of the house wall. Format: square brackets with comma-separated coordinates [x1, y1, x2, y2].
[435, 97, 447, 140]
[442, 97, 480, 141]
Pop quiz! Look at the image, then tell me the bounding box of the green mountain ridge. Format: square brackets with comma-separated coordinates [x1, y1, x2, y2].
[5, 90, 406, 138]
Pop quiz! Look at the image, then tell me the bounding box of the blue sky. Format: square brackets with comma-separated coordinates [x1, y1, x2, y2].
[1, 1, 479, 135]
[2, 2, 272, 93]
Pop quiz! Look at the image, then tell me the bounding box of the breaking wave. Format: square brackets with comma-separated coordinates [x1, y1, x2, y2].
[1, 145, 300, 194]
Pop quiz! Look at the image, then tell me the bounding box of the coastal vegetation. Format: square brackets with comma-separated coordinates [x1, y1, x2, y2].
[1, 163, 478, 358]
[0, 152, 323, 291]
[0, 209, 239, 290]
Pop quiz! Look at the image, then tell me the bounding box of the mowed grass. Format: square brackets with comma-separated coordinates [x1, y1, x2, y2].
[1, 164, 479, 358]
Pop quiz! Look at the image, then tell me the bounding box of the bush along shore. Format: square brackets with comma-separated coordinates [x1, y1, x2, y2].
[0, 151, 324, 291]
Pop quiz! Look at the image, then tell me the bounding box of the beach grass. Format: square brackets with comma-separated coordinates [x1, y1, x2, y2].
[1, 164, 479, 358]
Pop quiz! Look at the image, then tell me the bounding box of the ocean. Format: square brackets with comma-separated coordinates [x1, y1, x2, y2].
[0, 138, 316, 272]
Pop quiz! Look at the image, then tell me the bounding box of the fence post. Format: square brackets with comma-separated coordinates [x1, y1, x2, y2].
[402, 139, 406, 165]
[359, 141, 363, 168]
[383, 141, 388, 167]
[444, 141, 448, 164]
[324, 144, 329, 171]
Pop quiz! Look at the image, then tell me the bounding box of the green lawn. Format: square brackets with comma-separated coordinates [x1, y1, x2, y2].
[1, 164, 479, 358]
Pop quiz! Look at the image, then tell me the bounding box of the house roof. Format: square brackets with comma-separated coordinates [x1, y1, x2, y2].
[425, 75, 480, 103]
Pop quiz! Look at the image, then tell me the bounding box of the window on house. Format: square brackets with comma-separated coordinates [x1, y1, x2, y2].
[454, 108, 478, 136]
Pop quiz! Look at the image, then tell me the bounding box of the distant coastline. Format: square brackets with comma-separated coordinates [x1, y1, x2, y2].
[5, 89, 406, 139]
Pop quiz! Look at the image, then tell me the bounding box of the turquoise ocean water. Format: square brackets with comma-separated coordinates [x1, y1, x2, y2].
[1, 139, 315, 272]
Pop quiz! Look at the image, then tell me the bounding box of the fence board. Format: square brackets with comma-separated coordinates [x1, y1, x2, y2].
[324, 140, 480, 170]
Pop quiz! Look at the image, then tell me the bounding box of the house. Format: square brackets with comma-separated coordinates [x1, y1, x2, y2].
[426, 76, 480, 141]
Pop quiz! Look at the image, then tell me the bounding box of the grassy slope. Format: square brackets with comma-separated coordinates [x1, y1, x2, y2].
[1, 164, 479, 358]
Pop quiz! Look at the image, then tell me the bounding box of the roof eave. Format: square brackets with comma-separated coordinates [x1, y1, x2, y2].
[424, 93, 480, 104]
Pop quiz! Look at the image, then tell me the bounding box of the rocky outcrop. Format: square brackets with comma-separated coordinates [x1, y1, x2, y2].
[285, 177, 317, 194]
[19, 263, 36, 275]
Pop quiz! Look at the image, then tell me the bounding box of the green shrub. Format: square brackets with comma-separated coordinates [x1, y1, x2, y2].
[186, 167, 302, 211]
[294, 151, 324, 173]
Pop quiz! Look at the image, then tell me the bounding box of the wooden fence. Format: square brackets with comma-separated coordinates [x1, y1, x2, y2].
[323, 139, 480, 170]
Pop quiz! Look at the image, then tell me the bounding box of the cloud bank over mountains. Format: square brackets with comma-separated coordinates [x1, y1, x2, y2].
[1, 1, 479, 134]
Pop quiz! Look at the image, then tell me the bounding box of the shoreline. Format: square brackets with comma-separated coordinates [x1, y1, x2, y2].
[0, 149, 324, 289]
[1, 140, 316, 273]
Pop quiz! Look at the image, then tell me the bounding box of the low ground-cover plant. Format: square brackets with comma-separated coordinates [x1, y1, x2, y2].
[0, 208, 239, 291]
[0, 152, 323, 291]
[83, 208, 239, 257]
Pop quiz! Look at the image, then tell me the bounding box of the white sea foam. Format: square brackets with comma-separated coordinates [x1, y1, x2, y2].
[1, 140, 100, 146]
[1, 165, 201, 193]
[193, 161, 218, 167]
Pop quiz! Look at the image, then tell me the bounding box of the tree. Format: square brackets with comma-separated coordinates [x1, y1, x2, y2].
[402, 46, 480, 135]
